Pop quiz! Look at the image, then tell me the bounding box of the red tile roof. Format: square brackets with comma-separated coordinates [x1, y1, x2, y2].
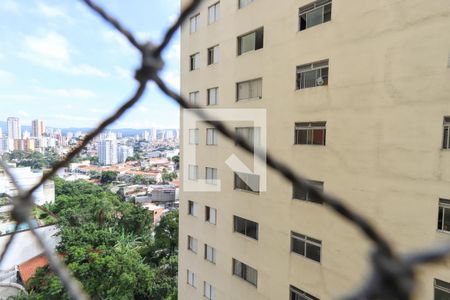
[18, 254, 48, 283]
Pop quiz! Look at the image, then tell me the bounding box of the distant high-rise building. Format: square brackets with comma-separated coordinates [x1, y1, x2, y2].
[7, 117, 21, 140]
[22, 130, 30, 140]
[31, 119, 45, 138]
[143, 130, 150, 141]
[151, 128, 157, 140]
[0, 127, 3, 139]
[98, 136, 118, 166]
[118, 145, 134, 163]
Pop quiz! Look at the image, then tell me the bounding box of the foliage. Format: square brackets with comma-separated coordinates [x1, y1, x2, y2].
[100, 171, 119, 184]
[130, 174, 157, 185]
[161, 169, 177, 183]
[26, 178, 178, 300]
[3, 149, 61, 170]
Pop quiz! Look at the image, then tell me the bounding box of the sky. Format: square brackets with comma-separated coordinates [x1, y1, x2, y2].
[0, 0, 181, 129]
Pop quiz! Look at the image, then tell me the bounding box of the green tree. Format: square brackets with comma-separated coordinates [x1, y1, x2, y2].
[100, 171, 118, 184]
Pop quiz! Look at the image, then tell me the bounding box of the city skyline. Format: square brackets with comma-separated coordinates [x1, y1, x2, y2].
[0, 0, 181, 129]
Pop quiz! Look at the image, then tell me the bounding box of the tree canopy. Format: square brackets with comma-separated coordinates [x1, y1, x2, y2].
[23, 178, 178, 300]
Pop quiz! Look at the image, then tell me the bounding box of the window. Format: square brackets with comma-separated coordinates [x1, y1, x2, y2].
[205, 206, 217, 224]
[235, 127, 261, 149]
[188, 200, 198, 216]
[204, 282, 216, 300]
[238, 27, 264, 55]
[294, 122, 326, 145]
[296, 60, 329, 89]
[207, 87, 219, 105]
[291, 231, 321, 262]
[205, 167, 218, 185]
[208, 2, 220, 24]
[190, 53, 200, 71]
[189, 91, 199, 104]
[187, 269, 196, 287]
[239, 0, 255, 9]
[443, 117, 450, 149]
[188, 164, 198, 180]
[293, 180, 324, 204]
[290, 285, 320, 300]
[232, 259, 258, 286]
[438, 199, 450, 232]
[188, 235, 198, 253]
[204, 244, 216, 264]
[234, 215, 258, 240]
[206, 128, 218, 145]
[236, 78, 262, 101]
[299, 0, 332, 31]
[190, 14, 199, 33]
[208, 45, 220, 65]
[189, 128, 199, 144]
[435, 278, 450, 299]
[234, 172, 260, 193]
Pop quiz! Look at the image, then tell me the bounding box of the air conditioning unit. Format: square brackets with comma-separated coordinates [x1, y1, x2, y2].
[316, 77, 324, 86]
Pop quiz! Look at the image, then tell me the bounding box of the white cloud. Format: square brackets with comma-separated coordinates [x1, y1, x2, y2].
[0, 69, 15, 84]
[162, 70, 180, 90]
[53, 114, 97, 122]
[0, 0, 19, 12]
[165, 43, 180, 60]
[36, 2, 73, 23]
[114, 66, 130, 78]
[21, 31, 109, 77]
[18, 110, 29, 117]
[35, 87, 96, 99]
[102, 30, 134, 54]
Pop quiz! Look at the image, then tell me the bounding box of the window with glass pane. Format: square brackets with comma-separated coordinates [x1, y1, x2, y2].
[443, 117, 450, 149]
[291, 231, 321, 262]
[290, 285, 320, 300]
[299, 0, 331, 31]
[188, 235, 198, 253]
[208, 45, 220, 65]
[190, 14, 199, 33]
[188, 200, 198, 216]
[206, 128, 218, 145]
[188, 164, 198, 180]
[239, 0, 255, 9]
[205, 167, 218, 185]
[189, 91, 199, 104]
[237, 78, 262, 100]
[208, 2, 220, 24]
[235, 127, 261, 149]
[238, 27, 264, 55]
[296, 60, 329, 89]
[204, 282, 216, 300]
[204, 244, 216, 263]
[234, 172, 260, 193]
[232, 259, 258, 286]
[190, 53, 200, 71]
[189, 128, 199, 144]
[234, 215, 258, 240]
[206, 206, 217, 224]
[187, 270, 196, 287]
[207, 87, 218, 105]
[438, 199, 450, 232]
[294, 122, 326, 145]
[435, 279, 450, 300]
[293, 180, 324, 204]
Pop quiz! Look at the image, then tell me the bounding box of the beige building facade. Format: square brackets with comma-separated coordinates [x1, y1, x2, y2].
[179, 0, 450, 299]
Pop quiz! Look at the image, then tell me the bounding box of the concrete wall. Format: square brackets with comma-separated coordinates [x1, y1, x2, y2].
[179, 0, 450, 299]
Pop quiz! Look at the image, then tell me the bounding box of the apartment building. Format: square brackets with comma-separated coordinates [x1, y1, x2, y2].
[179, 0, 450, 299]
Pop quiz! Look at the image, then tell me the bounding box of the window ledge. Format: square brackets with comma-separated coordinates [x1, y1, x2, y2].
[292, 198, 324, 205]
[290, 251, 321, 264]
[232, 274, 257, 288]
[236, 96, 262, 102]
[234, 188, 260, 195]
[437, 230, 450, 235]
[237, 48, 263, 58]
[293, 144, 326, 147]
[234, 232, 258, 242]
[295, 85, 328, 92]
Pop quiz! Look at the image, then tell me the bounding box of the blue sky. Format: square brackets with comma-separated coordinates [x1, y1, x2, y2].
[0, 0, 181, 129]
